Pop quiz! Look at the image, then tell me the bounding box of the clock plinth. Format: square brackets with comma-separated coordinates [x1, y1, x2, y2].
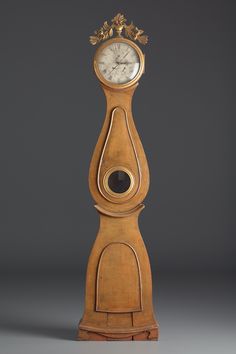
[77, 14, 159, 341]
[78, 205, 158, 341]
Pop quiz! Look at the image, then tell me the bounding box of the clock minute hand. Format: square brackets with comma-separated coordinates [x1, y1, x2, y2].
[118, 61, 131, 65]
[116, 50, 130, 64]
[107, 62, 120, 76]
[107, 50, 130, 75]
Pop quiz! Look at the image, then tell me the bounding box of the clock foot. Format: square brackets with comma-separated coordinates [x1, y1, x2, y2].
[77, 326, 159, 341]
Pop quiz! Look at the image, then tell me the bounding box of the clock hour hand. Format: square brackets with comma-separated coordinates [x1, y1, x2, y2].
[108, 62, 120, 75]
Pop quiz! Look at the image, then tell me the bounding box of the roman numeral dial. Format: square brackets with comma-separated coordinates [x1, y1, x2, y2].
[95, 40, 142, 85]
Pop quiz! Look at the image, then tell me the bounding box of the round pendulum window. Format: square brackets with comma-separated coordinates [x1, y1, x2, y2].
[108, 170, 131, 194]
[103, 167, 134, 197]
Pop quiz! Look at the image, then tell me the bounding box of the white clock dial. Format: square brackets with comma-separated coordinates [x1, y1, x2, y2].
[97, 42, 140, 84]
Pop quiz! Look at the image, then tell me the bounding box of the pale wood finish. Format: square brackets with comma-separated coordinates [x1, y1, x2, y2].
[78, 81, 159, 340]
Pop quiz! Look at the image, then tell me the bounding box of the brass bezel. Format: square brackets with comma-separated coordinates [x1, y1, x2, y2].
[93, 37, 145, 89]
[103, 166, 135, 198]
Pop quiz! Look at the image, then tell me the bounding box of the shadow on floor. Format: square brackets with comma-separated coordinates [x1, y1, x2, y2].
[0, 320, 76, 341]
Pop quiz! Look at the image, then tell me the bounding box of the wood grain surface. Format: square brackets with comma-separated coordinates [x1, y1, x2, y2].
[78, 79, 159, 340]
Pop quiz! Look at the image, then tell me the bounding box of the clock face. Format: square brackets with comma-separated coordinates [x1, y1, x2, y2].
[96, 41, 140, 84]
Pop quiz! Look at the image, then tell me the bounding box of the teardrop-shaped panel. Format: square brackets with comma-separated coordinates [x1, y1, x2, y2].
[97, 106, 141, 203]
[96, 242, 142, 313]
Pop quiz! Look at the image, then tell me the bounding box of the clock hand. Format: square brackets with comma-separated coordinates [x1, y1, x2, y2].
[118, 61, 132, 65]
[121, 51, 130, 59]
[107, 62, 120, 75]
[107, 50, 130, 75]
[116, 51, 130, 64]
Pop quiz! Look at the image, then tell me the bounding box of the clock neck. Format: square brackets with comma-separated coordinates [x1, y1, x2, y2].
[101, 83, 139, 113]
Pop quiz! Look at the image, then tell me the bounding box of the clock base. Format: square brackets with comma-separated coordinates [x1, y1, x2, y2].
[77, 207, 159, 342]
[77, 325, 159, 341]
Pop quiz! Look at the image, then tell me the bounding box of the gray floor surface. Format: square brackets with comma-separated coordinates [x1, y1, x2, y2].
[0, 272, 235, 354]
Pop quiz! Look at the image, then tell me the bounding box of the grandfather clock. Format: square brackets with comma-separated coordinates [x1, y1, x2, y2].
[78, 13, 159, 341]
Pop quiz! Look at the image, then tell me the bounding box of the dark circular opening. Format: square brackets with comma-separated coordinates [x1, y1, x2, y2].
[108, 170, 131, 194]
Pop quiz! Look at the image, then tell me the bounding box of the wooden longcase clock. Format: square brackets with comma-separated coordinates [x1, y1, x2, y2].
[78, 13, 159, 341]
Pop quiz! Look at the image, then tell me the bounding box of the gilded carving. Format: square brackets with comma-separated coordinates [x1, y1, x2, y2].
[89, 13, 148, 45]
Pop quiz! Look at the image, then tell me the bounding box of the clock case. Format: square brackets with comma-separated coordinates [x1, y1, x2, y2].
[78, 37, 159, 341]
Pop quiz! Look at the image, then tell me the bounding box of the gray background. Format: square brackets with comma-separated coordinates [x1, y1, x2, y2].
[0, 0, 235, 353]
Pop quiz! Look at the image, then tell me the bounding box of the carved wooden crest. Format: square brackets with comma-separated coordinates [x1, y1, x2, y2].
[89, 13, 148, 45]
